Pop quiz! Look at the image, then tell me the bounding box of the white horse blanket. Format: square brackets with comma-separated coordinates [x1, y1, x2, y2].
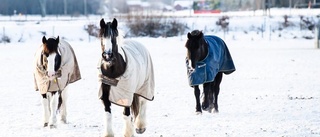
[98, 40, 155, 107]
[34, 39, 81, 94]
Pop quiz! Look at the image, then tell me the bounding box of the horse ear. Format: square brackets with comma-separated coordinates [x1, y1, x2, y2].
[100, 18, 106, 28]
[111, 18, 118, 29]
[187, 32, 191, 39]
[56, 36, 59, 43]
[42, 36, 47, 44]
[196, 32, 204, 39]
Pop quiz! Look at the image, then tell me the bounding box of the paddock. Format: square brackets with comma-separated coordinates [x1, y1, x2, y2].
[0, 36, 319, 136]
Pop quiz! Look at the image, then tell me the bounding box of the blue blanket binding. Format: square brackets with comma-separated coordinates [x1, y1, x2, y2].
[187, 35, 236, 86]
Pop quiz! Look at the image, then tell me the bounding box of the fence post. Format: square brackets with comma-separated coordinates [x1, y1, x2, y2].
[52, 26, 55, 36]
[315, 18, 320, 49]
[3, 27, 5, 45]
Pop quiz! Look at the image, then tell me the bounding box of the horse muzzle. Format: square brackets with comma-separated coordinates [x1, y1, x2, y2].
[102, 59, 113, 68]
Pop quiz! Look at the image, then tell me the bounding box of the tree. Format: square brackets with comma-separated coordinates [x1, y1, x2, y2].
[64, 0, 67, 15]
[13, 0, 101, 16]
[39, 0, 46, 17]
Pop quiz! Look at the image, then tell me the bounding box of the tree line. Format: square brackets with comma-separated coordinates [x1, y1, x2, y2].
[1, 0, 319, 17]
[0, 0, 103, 16]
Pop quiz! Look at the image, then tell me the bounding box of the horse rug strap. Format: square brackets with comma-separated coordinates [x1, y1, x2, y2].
[187, 35, 236, 86]
[98, 74, 119, 86]
[34, 39, 81, 94]
[98, 40, 155, 107]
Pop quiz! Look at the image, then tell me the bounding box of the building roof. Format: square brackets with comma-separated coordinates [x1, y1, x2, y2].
[174, 0, 193, 7]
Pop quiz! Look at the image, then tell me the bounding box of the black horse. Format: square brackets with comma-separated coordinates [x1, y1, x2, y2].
[185, 30, 235, 114]
[98, 18, 154, 137]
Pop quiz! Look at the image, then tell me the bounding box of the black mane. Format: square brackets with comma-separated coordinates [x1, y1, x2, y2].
[99, 18, 126, 79]
[42, 36, 59, 56]
[41, 36, 61, 72]
[185, 30, 208, 68]
[99, 18, 119, 39]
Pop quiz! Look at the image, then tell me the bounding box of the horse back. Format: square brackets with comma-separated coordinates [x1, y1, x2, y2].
[58, 40, 81, 83]
[108, 39, 155, 106]
[204, 35, 235, 74]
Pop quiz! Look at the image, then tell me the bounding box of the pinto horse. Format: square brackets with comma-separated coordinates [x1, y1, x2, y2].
[34, 36, 81, 128]
[98, 18, 154, 137]
[185, 30, 235, 114]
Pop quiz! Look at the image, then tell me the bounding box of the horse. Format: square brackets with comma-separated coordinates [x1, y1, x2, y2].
[33, 36, 81, 128]
[98, 18, 155, 137]
[185, 30, 235, 114]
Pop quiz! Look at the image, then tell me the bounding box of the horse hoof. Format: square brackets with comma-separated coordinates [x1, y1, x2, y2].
[49, 125, 57, 129]
[104, 134, 114, 137]
[203, 107, 212, 112]
[60, 119, 67, 124]
[60, 116, 67, 124]
[212, 109, 219, 113]
[136, 128, 146, 134]
[203, 103, 214, 112]
[43, 123, 48, 127]
[195, 111, 202, 115]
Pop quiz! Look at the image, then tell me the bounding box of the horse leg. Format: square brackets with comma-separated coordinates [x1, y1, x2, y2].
[101, 85, 114, 137]
[133, 96, 147, 134]
[123, 107, 134, 137]
[59, 87, 68, 124]
[194, 86, 202, 114]
[202, 83, 214, 112]
[212, 72, 223, 113]
[41, 93, 50, 127]
[48, 91, 59, 128]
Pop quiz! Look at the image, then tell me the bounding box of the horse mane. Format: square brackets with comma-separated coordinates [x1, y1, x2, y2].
[185, 30, 204, 48]
[190, 30, 202, 37]
[185, 30, 208, 68]
[99, 18, 126, 53]
[99, 18, 119, 38]
[42, 36, 59, 55]
[41, 36, 62, 72]
[99, 18, 126, 79]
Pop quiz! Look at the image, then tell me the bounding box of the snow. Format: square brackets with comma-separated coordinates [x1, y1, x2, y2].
[0, 8, 320, 137]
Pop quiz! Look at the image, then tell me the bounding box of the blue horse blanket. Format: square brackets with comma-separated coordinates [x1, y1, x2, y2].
[187, 35, 235, 86]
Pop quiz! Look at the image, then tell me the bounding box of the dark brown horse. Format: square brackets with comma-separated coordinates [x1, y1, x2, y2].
[185, 30, 235, 114]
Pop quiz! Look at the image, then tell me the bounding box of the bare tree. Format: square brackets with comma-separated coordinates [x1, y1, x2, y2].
[64, 0, 67, 15]
[39, 0, 46, 17]
[84, 0, 87, 16]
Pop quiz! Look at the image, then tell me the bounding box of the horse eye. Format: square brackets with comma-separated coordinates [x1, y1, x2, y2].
[107, 52, 113, 57]
[102, 52, 107, 58]
[43, 53, 49, 57]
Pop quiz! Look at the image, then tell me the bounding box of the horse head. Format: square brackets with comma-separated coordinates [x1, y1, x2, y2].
[185, 30, 208, 69]
[99, 18, 126, 78]
[42, 36, 61, 80]
[99, 18, 120, 67]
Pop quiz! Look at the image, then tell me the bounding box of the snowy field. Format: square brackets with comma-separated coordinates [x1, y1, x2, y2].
[0, 9, 320, 137]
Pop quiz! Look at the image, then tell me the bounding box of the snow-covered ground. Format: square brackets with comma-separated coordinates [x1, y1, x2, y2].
[0, 9, 320, 137]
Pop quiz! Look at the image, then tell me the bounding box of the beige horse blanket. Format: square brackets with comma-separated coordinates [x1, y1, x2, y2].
[98, 40, 155, 107]
[34, 39, 81, 94]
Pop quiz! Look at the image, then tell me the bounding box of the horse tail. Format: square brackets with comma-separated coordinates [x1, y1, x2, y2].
[57, 92, 63, 111]
[131, 95, 140, 118]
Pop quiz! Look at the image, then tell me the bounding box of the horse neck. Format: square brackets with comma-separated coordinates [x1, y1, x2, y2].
[101, 49, 127, 79]
[198, 38, 208, 61]
[101, 32, 127, 78]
